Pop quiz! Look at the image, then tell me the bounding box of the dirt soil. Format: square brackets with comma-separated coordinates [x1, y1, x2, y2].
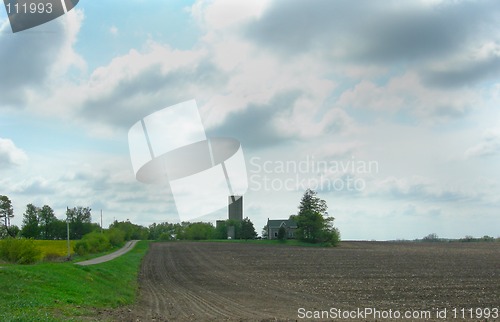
[99, 241, 500, 321]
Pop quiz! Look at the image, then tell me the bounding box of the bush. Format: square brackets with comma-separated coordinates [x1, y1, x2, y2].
[74, 240, 90, 255]
[320, 227, 341, 246]
[0, 238, 42, 264]
[74, 232, 111, 255]
[277, 226, 286, 241]
[107, 228, 125, 247]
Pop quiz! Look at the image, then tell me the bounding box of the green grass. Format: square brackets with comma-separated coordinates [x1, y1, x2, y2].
[0, 240, 149, 321]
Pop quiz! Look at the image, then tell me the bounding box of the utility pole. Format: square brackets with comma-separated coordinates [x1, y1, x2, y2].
[100, 209, 103, 234]
[66, 207, 71, 259]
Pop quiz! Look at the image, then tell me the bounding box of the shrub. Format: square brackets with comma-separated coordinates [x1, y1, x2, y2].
[320, 227, 341, 246]
[74, 232, 111, 255]
[0, 238, 42, 264]
[277, 226, 286, 241]
[74, 240, 90, 255]
[106, 228, 125, 247]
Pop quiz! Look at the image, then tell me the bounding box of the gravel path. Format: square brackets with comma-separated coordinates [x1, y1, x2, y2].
[75, 240, 139, 266]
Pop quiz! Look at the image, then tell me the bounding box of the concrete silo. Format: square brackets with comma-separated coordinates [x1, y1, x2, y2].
[228, 195, 243, 221]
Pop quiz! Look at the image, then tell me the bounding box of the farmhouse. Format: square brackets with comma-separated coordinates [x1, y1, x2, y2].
[266, 218, 297, 240]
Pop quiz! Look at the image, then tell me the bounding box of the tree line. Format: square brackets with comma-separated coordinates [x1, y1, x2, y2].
[148, 218, 257, 240]
[0, 194, 258, 241]
[1, 199, 97, 240]
[1, 189, 339, 245]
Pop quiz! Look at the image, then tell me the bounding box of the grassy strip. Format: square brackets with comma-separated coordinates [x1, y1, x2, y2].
[0, 240, 149, 322]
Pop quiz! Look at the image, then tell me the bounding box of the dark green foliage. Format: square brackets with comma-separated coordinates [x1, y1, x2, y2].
[21, 204, 39, 238]
[422, 233, 440, 242]
[460, 235, 496, 242]
[149, 222, 184, 240]
[214, 221, 228, 239]
[240, 217, 257, 240]
[225, 219, 241, 239]
[38, 205, 57, 240]
[277, 226, 286, 240]
[290, 189, 340, 246]
[180, 222, 216, 240]
[66, 207, 94, 240]
[0, 238, 42, 264]
[0, 195, 15, 237]
[20, 203, 71, 240]
[110, 220, 149, 240]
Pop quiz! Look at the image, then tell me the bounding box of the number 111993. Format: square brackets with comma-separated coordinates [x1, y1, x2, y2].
[5, 2, 53, 14]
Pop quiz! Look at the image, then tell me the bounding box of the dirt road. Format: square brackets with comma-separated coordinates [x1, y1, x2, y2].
[104, 241, 500, 321]
[76, 240, 139, 266]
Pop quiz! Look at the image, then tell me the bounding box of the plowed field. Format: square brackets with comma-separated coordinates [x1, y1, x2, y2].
[102, 241, 500, 321]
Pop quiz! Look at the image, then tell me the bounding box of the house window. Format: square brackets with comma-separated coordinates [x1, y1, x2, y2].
[289, 231, 294, 238]
[274, 232, 278, 237]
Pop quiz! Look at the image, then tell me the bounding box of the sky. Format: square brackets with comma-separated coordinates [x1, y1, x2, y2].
[1, 0, 500, 240]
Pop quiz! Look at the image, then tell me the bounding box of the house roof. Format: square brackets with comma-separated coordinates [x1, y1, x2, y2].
[267, 219, 297, 229]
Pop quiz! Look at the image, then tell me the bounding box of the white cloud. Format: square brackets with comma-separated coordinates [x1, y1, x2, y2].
[338, 71, 478, 121]
[466, 129, 500, 158]
[3, 1, 500, 239]
[0, 138, 28, 168]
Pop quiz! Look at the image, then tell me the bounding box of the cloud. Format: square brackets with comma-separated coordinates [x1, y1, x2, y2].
[338, 71, 478, 121]
[0, 138, 28, 168]
[466, 129, 500, 158]
[64, 42, 227, 130]
[371, 176, 481, 204]
[207, 90, 302, 148]
[422, 44, 500, 88]
[245, 0, 500, 65]
[11, 176, 55, 195]
[0, 9, 85, 107]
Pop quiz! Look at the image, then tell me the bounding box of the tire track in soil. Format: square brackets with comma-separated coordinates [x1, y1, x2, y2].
[101, 241, 500, 322]
[121, 242, 269, 321]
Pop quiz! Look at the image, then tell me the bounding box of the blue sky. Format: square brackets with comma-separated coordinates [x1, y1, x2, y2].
[1, 0, 500, 240]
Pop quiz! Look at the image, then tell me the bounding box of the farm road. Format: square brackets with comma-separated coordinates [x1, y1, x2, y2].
[75, 240, 139, 266]
[100, 241, 500, 321]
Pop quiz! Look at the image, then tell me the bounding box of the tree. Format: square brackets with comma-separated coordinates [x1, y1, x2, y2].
[21, 204, 40, 238]
[39, 205, 57, 239]
[214, 221, 228, 239]
[66, 207, 93, 239]
[290, 189, 340, 246]
[277, 226, 286, 241]
[178, 222, 215, 240]
[422, 233, 439, 242]
[0, 195, 15, 238]
[226, 219, 241, 239]
[240, 217, 257, 240]
[110, 220, 149, 240]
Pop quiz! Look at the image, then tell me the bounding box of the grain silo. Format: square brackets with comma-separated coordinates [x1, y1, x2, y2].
[228, 195, 243, 221]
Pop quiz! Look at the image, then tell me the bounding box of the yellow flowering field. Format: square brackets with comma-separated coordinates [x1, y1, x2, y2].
[34, 240, 76, 258]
